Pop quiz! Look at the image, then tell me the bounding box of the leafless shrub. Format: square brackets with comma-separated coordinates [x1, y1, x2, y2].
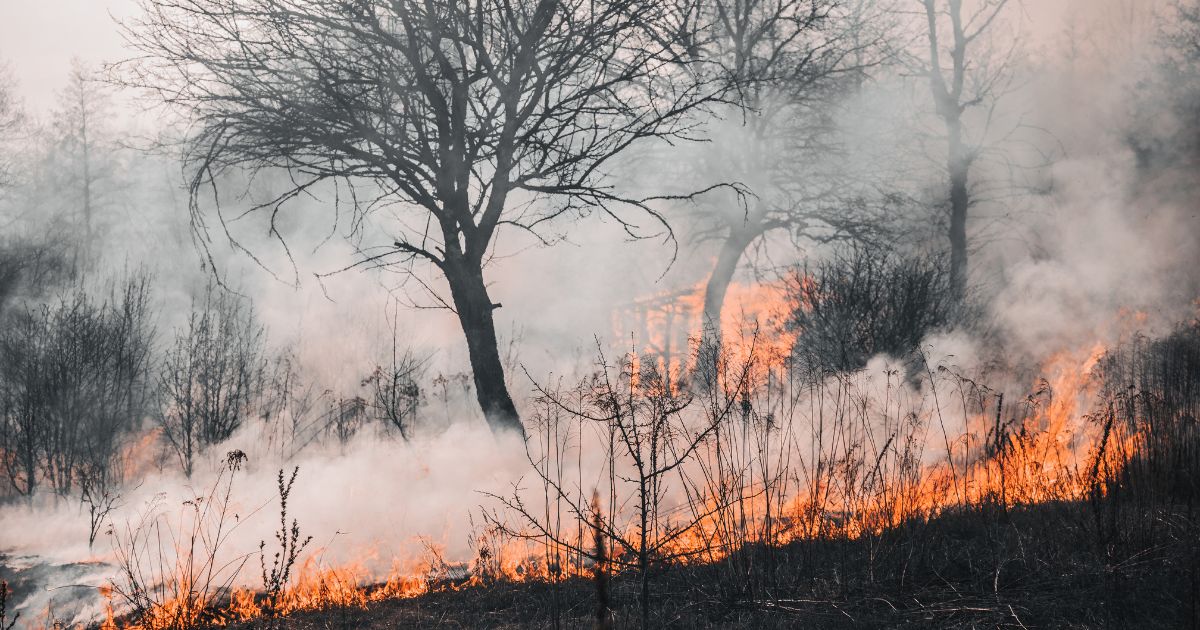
[79, 465, 128, 550]
[0, 236, 74, 315]
[488, 344, 749, 629]
[158, 282, 267, 477]
[257, 350, 322, 460]
[362, 351, 424, 441]
[0, 274, 154, 512]
[787, 246, 958, 381]
[108, 450, 253, 629]
[432, 372, 473, 426]
[319, 396, 368, 446]
[466, 513, 515, 585]
[259, 466, 312, 625]
[0, 308, 48, 497]
[1094, 325, 1200, 533]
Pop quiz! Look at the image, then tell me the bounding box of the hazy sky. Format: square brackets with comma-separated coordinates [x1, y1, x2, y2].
[0, 0, 1163, 113]
[0, 0, 137, 110]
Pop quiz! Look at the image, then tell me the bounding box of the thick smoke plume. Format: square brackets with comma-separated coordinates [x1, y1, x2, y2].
[1, 0, 1199, 627]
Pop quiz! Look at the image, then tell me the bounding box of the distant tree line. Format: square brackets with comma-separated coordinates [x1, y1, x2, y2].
[0, 257, 430, 547]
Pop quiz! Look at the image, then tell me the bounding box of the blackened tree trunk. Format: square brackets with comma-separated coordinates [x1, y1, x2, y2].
[922, 0, 973, 301]
[947, 117, 969, 299]
[697, 222, 761, 383]
[921, 0, 1012, 301]
[443, 255, 523, 436]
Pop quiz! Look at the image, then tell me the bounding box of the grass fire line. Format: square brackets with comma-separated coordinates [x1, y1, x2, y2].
[85, 328, 1139, 629]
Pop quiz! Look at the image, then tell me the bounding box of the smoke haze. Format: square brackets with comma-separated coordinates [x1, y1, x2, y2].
[2, 0, 1200, 626]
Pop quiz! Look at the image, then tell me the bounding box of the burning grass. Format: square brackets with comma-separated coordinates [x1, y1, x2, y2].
[85, 319, 1200, 630]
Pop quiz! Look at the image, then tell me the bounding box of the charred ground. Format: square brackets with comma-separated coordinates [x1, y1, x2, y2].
[203, 499, 1194, 629]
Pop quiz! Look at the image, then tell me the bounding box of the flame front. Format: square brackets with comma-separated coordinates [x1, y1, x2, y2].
[90, 287, 1157, 630]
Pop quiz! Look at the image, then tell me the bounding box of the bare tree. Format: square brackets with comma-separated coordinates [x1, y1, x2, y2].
[120, 0, 723, 436]
[0, 61, 23, 193]
[0, 241, 75, 496]
[363, 348, 424, 441]
[77, 277, 156, 546]
[51, 59, 116, 269]
[158, 282, 267, 477]
[668, 0, 892, 375]
[0, 310, 49, 497]
[1130, 1, 1200, 179]
[915, 0, 1016, 298]
[0, 275, 154, 507]
[487, 348, 749, 629]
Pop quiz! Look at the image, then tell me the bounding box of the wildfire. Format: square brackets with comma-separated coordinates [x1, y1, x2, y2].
[119, 428, 166, 482]
[86, 284, 1154, 630]
[614, 273, 798, 389]
[96, 538, 581, 630]
[653, 343, 1127, 561]
[98, 558, 434, 629]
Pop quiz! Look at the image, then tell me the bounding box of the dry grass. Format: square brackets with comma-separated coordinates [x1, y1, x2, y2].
[103, 321, 1200, 630]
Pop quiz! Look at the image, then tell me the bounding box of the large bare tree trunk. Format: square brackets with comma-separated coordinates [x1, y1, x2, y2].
[922, 0, 996, 302]
[695, 224, 759, 385]
[444, 257, 524, 437]
[947, 118, 969, 299]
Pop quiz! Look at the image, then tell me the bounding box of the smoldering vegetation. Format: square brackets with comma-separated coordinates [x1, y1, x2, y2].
[1, 0, 1200, 628]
